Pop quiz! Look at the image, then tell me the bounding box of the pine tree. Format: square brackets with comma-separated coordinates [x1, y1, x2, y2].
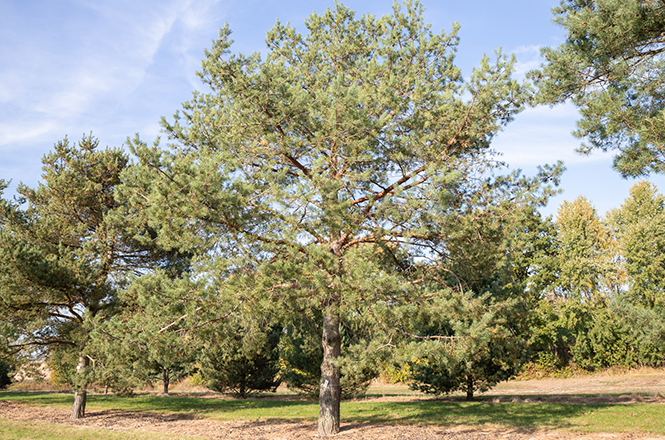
[402, 203, 544, 400]
[199, 319, 282, 398]
[532, 0, 665, 177]
[406, 290, 526, 400]
[122, 2, 560, 434]
[0, 136, 163, 418]
[279, 313, 377, 399]
[88, 270, 199, 395]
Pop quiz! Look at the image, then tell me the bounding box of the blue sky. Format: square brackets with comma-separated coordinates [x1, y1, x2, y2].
[1, 0, 662, 217]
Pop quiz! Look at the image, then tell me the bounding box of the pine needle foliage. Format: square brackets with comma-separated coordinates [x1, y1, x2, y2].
[122, 1, 561, 435]
[532, 0, 665, 177]
[0, 136, 176, 417]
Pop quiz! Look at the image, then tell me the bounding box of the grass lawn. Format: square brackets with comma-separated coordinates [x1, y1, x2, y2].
[2, 391, 665, 435]
[0, 418, 204, 440]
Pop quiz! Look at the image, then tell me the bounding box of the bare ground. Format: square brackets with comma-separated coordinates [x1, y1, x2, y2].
[3, 370, 665, 439]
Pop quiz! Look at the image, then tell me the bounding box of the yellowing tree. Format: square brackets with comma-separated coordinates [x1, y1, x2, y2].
[609, 181, 665, 307]
[553, 196, 620, 302]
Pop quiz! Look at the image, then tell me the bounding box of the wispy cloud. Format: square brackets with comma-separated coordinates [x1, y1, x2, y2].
[162, 0, 227, 90]
[0, 0, 226, 152]
[0, 120, 58, 147]
[493, 103, 609, 167]
[510, 44, 544, 78]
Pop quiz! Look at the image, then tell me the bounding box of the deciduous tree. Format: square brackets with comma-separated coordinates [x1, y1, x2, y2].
[549, 196, 619, 302]
[609, 181, 665, 307]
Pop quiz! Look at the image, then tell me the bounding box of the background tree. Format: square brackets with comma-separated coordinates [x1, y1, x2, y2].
[0, 360, 11, 389]
[547, 196, 619, 302]
[89, 271, 199, 395]
[397, 199, 546, 399]
[0, 320, 22, 389]
[608, 181, 665, 308]
[528, 299, 592, 370]
[123, 2, 560, 435]
[199, 318, 281, 398]
[406, 291, 526, 400]
[526, 183, 665, 373]
[0, 136, 163, 418]
[532, 0, 665, 177]
[279, 313, 377, 399]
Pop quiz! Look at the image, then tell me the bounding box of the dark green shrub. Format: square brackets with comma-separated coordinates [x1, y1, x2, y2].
[0, 360, 12, 389]
[200, 322, 282, 398]
[528, 299, 592, 369]
[529, 298, 665, 373]
[573, 301, 665, 369]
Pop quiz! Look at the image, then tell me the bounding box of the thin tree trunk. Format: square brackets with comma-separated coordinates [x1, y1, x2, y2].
[71, 354, 89, 419]
[162, 368, 170, 394]
[466, 375, 474, 401]
[318, 311, 341, 437]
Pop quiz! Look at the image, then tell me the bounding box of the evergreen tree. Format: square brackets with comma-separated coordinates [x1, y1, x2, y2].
[122, 2, 560, 434]
[89, 271, 198, 395]
[403, 203, 544, 400]
[532, 0, 665, 177]
[0, 136, 163, 418]
[0, 357, 12, 389]
[279, 314, 377, 399]
[406, 291, 526, 400]
[199, 319, 281, 398]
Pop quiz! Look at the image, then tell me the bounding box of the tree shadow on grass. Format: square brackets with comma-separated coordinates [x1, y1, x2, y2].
[0, 390, 642, 432]
[0, 391, 316, 416]
[342, 399, 601, 431]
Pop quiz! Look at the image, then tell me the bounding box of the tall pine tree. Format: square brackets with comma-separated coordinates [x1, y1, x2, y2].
[122, 2, 561, 435]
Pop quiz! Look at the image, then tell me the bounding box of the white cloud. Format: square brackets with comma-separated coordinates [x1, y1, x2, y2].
[0, 120, 59, 147]
[166, 0, 227, 89]
[492, 103, 609, 167]
[0, 0, 226, 151]
[511, 44, 543, 78]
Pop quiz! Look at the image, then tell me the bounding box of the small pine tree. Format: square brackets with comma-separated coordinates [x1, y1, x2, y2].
[199, 321, 281, 398]
[407, 291, 525, 400]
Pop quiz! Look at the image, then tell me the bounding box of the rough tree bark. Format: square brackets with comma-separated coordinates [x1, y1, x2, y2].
[70, 354, 89, 419]
[162, 367, 170, 394]
[466, 375, 474, 401]
[318, 311, 341, 437]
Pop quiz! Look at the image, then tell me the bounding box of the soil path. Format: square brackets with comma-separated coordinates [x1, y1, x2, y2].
[3, 370, 665, 439]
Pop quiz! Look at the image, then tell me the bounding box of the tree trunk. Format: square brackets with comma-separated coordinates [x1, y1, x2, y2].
[162, 368, 170, 394]
[466, 375, 474, 401]
[71, 354, 89, 419]
[318, 311, 341, 437]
